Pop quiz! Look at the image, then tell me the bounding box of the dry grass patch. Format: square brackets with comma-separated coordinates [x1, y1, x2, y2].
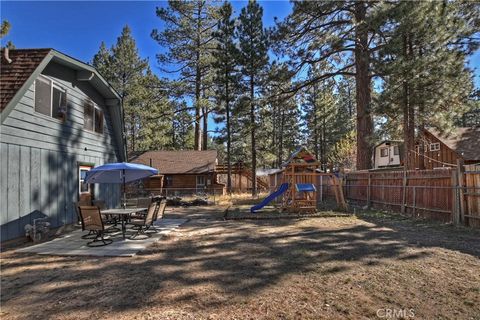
[1, 208, 479, 319]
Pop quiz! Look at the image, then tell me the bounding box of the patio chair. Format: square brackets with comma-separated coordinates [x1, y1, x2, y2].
[137, 197, 152, 208]
[129, 202, 159, 240]
[147, 199, 167, 233]
[78, 206, 113, 247]
[129, 197, 151, 220]
[75, 203, 96, 239]
[92, 199, 120, 233]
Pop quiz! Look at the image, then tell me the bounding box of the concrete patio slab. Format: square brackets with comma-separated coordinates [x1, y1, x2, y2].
[15, 218, 188, 257]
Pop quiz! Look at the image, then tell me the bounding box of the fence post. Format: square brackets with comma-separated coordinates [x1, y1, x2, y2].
[401, 170, 407, 214]
[456, 159, 466, 225]
[367, 173, 371, 208]
[451, 169, 460, 225]
[320, 176, 323, 202]
[412, 186, 416, 217]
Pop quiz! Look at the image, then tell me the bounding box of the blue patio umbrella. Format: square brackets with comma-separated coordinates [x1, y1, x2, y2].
[85, 162, 159, 207]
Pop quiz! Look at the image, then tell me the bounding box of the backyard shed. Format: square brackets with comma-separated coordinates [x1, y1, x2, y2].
[0, 48, 126, 242]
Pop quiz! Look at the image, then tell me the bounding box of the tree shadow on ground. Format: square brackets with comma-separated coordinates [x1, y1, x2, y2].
[1, 210, 479, 318]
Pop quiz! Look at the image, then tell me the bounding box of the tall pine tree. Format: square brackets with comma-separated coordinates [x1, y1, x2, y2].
[237, 0, 269, 196]
[274, 1, 384, 170]
[152, 0, 218, 150]
[212, 1, 240, 193]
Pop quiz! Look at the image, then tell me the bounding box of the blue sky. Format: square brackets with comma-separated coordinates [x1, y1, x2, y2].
[1, 1, 479, 87]
[1, 1, 292, 74]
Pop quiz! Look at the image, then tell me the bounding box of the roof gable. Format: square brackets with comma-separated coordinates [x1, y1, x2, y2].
[130, 150, 218, 174]
[282, 146, 318, 167]
[0, 48, 51, 111]
[0, 48, 125, 161]
[426, 127, 480, 161]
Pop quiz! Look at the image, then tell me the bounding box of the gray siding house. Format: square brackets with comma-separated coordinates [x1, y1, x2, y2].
[0, 48, 126, 242]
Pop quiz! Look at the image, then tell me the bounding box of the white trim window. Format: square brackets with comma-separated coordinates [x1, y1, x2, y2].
[34, 75, 67, 121]
[380, 147, 389, 157]
[83, 100, 104, 134]
[430, 142, 440, 152]
[79, 165, 92, 194]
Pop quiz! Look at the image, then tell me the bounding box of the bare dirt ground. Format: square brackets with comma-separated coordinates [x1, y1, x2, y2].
[1, 206, 479, 320]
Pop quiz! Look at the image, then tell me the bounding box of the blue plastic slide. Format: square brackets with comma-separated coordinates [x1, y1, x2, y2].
[250, 183, 289, 213]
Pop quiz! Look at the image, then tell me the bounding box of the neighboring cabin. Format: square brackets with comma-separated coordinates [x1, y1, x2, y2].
[373, 140, 403, 169]
[413, 127, 480, 169]
[130, 150, 226, 195]
[0, 48, 126, 242]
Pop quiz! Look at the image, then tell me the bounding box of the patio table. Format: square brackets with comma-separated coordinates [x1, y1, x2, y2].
[101, 208, 148, 239]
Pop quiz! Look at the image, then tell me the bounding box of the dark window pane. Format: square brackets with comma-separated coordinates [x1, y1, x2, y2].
[94, 108, 104, 133]
[165, 176, 173, 187]
[84, 101, 94, 131]
[393, 146, 399, 155]
[35, 79, 51, 116]
[380, 148, 388, 157]
[52, 86, 67, 121]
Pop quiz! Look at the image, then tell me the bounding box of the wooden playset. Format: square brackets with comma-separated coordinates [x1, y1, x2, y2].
[251, 147, 348, 214]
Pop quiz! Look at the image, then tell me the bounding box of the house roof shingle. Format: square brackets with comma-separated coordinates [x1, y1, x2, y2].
[428, 127, 480, 161]
[130, 150, 218, 174]
[0, 48, 51, 110]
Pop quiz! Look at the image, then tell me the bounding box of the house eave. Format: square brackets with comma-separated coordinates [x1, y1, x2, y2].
[0, 49, 126, 161]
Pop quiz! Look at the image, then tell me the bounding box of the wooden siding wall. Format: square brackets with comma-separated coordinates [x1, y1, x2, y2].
[0, 61, 122, 241]
[164, 174, 214, 189]
[413, 131, 460, 169]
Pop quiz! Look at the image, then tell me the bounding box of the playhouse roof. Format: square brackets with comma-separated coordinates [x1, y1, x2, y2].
[281, 146, 318, 167]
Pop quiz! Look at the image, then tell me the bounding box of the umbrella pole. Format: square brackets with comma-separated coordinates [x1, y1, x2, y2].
[122, 169, 126, 209]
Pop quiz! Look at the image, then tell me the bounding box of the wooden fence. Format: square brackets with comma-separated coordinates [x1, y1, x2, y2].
[463, 164, 480, 228]
[318, 163, 480, 227]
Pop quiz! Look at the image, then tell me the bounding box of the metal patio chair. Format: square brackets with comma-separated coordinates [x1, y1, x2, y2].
[128, 202, 159, 240]
[78, 206, 113, 247]
[147, 199, 167, 233]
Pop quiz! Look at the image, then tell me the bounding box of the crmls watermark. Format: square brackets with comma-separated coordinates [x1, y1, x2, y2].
[376, 308, 415, 319]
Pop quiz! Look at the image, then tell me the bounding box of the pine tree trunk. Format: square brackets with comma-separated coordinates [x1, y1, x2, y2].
[202, 105, 208, 150]
[279, 109, 285, 166]
[313, 85, 319, 163]
[226, 79, 232, 194]
[403, 33, 416, 170]
[131, 113, 135, 152]
[194, 7, 202, 151]
[418, 47, 425, 170]
[354, 1, 373, 170]
[250, 74, 257, 196]
[194, 61, 201, 150]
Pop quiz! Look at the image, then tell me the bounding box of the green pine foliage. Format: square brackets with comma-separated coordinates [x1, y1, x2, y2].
[212, 1, 240, 192]
[237, 0, 269, 195]
[92, 25, 171, 154]
[88, 1, 479, 174]
[152, 0, 218, 150]
[376, 1, 479, 168]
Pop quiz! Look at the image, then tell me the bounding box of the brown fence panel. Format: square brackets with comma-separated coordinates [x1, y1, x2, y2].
[464, 164, 480, 228]
[404, 169, 453, 222]
[323, 168, 456, 223]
